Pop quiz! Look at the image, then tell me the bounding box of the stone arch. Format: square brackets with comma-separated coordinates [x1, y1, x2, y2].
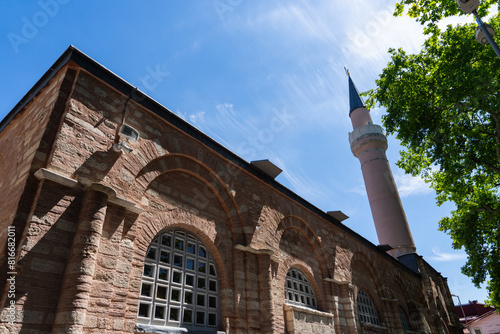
[391, 275, 410, 300]
[349, 251, 384, 291]
[350, 252, 388, 325]
[274, 216, 333, 312]
[130, 153, 246, 245]
[276, 215, 332, 279]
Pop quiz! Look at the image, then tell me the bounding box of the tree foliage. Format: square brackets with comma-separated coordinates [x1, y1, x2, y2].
[365, 10, 500, 307]
[393, 0, 497, 34]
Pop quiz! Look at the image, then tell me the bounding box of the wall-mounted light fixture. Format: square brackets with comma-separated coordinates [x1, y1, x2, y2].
[113, 124, 139, 153]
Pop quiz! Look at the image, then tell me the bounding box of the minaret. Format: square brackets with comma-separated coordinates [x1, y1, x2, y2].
[347, 72, 416, 257]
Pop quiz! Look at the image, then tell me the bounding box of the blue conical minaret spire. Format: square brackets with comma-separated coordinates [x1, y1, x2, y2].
[347, 70, 365, 115]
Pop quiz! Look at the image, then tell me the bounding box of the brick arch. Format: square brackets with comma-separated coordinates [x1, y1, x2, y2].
[276, 215, 332, 280]
[130, 153, 246, 245]
[349, 251, 384, 289]
[391, 275, 411, 302]
[391, 277, 415, 329]
[350, 252, 388, 323]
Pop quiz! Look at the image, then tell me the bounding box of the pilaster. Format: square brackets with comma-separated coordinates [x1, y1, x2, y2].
[52, 184, 110, 333]
[335, 281, 358, 334]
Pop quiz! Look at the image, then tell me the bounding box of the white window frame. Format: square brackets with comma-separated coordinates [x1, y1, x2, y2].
[284, 268, 317, 309]
[137, 230, 219, 332]
[357, 289, 380, 326]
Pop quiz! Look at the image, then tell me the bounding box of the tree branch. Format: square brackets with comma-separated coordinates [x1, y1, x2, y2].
[471, 157, 500, 174]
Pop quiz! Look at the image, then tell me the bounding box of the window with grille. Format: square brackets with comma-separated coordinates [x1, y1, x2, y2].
[137, 230, 219, 330]
[398, 306, 411, 331]
[284, 268, 317, 309]
[357, 290, 380, 326]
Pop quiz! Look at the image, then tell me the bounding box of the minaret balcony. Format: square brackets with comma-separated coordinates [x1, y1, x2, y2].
[349, 124, 388, 156]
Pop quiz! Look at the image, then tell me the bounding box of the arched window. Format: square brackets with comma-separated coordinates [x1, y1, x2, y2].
[284, 268, 317, 309]
[398, 306, 411, 331]
[357, 290, 380, 326]
[137, 230, 219, 331]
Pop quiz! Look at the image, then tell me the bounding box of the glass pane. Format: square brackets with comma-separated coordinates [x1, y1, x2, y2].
[209, 264, 216, 276]
[208, 313, 217, 326]
[186, 258, 195, 270]
[173, 271, 182, 283]
[197, 293, 205, 306]
[209, 296, 217, 308]
[183, 309, 193, 323]
[161, 235, 171, 247]
[156, 285, 167, 299]
[196, 311, 205, 325]
[198, 277, 206, 289]
[141, 283, 152, 297]
[175, 238, 184, 251]
[154, 305, 166, 319]
[185, 274, 194, 286]
[209, 280, 217, 292]
[171, 288, 181, 302]
[146, 247, 156, 260]
[158, 268, 168, 281]
[173, 255, 183, 267]
[143, 264, 154, 277]
[184, 291, 193, 304]
[198, 261, 206, 273]
[198, 246, 206, 258]
[187, 242, 196, 254]
[159, 251, 170, 264]
[169, 307, 180, 321]
[138, 303, 150, 317]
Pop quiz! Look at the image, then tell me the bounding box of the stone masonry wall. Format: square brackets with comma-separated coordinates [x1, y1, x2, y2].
[0, 67, 73, 265]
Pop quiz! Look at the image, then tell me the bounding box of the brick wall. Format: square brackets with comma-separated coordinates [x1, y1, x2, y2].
[0, 67, 74, 264]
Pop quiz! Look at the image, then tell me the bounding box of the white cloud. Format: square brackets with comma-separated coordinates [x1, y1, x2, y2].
[395, 173, 433, 198]
[242, 1, 340, 43]
[429, 246, 468, 262]
[189, 111, 206, 124]
[280, 164, 335, 205]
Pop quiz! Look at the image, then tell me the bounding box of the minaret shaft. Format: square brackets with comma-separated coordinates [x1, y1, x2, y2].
[348, 75, 416, 257]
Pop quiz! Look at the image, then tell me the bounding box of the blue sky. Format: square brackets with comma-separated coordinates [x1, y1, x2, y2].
[0, 0, 488, 304]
